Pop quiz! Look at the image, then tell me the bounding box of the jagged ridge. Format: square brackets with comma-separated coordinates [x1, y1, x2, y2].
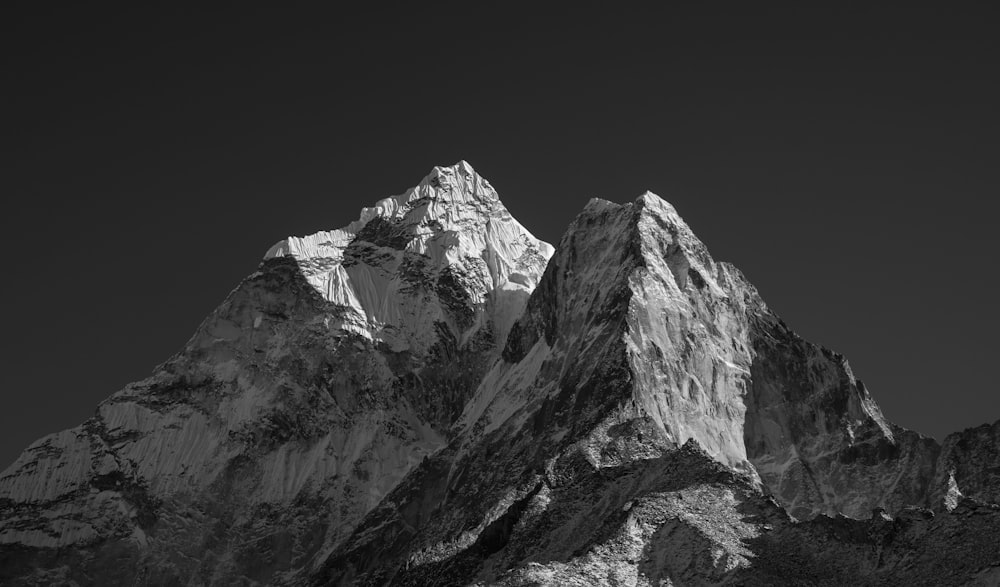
[1, 163, 999, 587]
[0, 162, 553, 585]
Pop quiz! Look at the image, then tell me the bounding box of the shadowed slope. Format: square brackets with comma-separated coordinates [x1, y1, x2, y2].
[3, 167, 1000, 586]
[311, 191, 1000, 586]
[0, 163, 552, 586]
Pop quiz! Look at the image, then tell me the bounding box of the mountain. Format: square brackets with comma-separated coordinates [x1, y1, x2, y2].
[2, 162, 999, 586]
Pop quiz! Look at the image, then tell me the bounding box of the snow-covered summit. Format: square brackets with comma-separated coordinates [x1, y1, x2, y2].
[5, 165, 1000, 585]
[264, 161, 507, 259]
[264, 161, 554, 350]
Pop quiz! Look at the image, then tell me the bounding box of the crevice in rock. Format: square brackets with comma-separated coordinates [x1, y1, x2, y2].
[471, 480, 547, 558]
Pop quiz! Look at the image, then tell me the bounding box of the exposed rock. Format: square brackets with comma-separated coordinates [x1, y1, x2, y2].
[931, 420, 1000, 509]
[2, 162, 1000, 586]
[0, 162, 551, 585]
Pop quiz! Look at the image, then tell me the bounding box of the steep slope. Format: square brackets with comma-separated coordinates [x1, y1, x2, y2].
[469, 193, 944, 519]
[3, 163, 1000, 586]
[312, 192, 1000, 585]
[0, 162, 552, 586]
[745, 314, 943, 519]
[265, 160, 552, 353]
[930, 420, 1000, 508]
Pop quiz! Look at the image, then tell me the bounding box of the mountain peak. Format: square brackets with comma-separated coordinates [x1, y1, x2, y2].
[418, 160, 485, 194]
[5, 165, 1000, 586]
[265, 161, 499, 260]
[263, 162, 553, 349]
[635, 189, 674, 209]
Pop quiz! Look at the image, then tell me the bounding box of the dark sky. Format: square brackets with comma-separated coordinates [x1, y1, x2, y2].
[2, 3, 998, 470]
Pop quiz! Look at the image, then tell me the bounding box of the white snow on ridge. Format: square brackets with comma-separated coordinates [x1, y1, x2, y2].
[264, 161, 553, 348]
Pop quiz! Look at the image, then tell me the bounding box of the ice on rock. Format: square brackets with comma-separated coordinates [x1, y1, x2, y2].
[0, 162, 553, 584]
[265, 161, 552, 349]
[5, 163, 1000, 587]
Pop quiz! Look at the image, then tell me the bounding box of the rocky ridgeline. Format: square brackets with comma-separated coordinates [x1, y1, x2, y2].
[2, 162, 999, 586]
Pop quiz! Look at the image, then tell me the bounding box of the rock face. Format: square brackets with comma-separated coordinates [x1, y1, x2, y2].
[0, 162, 551, 585]
[2, 162, 1000, 586]
[932, 420, 1000, 507]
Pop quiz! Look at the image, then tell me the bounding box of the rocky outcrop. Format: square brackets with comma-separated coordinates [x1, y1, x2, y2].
[0, 162, 551, 585]
[745, 313, 944, 519]
[310, 191, 1000, 585]
[930, 420, 1000, 508]
[2, 162, 999, 586]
